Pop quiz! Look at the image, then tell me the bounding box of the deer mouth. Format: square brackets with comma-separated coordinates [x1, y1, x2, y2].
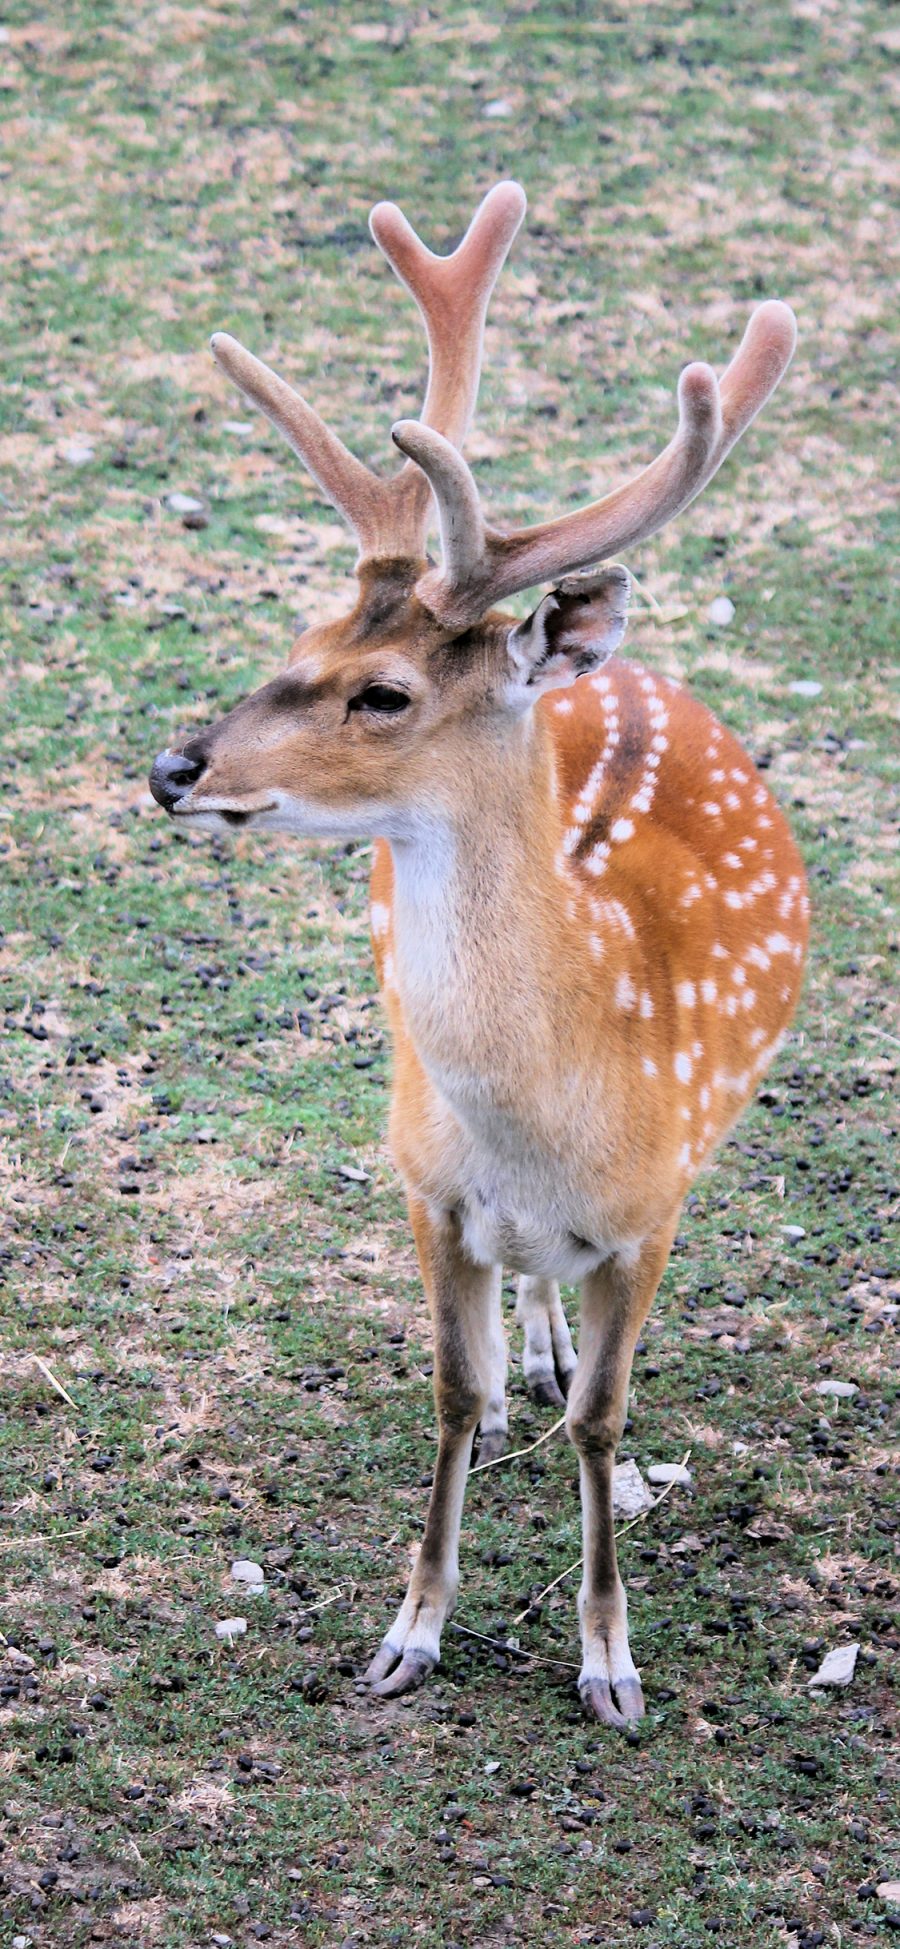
[171, 798, 277, 825]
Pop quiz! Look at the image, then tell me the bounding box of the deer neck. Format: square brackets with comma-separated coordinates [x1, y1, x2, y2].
[388, 714, 572, 1121]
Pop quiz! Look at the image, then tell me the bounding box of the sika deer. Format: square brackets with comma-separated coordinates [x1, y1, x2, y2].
[150, 182, 806, 1726]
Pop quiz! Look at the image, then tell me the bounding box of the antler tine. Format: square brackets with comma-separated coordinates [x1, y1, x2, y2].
[391, 420, 487, 589]
[210, 332, 398, 558]
[717, 299, 797, 448]
[398, 300, 796, 628]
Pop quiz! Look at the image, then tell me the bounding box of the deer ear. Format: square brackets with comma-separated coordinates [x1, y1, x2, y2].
[504, 565, 631, 706]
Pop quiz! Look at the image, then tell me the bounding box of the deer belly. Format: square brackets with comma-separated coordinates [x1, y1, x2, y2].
[459, 1180, 611, 1281]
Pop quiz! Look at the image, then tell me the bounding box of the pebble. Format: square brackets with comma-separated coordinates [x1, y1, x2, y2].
[815, 1379, 859, 1399]
[878, 1885, 900, 1905]
[222, 420, 253, 435]
[707, 595, 735, 626]
[338, 1163, 370, 1182]
[62, 441, 94, 465]
[230, 1559, 265, 1589]
[484, 98, 513, 117]
[611, 1459, 652, 1519]
[781, 1224, 807, 1241]
[166, 492, 205, 514]
[789, 679, 823, 697]
[5, 1647, 36, 1672]
[215, 1617, 248, 1644]
[807, 1642, 859, 1690]
[647, 1462, 693, 1487]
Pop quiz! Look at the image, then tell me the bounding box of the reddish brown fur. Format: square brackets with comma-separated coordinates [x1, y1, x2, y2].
[371, 657, 807, 1228]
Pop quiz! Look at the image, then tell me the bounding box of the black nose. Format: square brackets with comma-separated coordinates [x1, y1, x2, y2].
[149, 749, 205, 812]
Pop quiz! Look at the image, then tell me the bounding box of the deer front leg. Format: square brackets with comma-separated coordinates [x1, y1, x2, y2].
[567, 1221, 677, 1729]
[365, 1198, 498, 1698]
[517, 1276, 578, 1406]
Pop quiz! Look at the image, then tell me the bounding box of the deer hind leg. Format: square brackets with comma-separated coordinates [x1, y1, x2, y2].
[365, 1198, 498, 1698]
[475, 1271, 508, 1464]
[567, 1220, 678, 1729]
[516, 1276, 578, 1407]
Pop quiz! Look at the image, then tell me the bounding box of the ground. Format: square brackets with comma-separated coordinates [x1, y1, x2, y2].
[0, 1, 897, 1945]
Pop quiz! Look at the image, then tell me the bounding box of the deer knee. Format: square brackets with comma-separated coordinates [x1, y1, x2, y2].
[435, 1375, 488, 1436]
[566, 1397, 625, 1460]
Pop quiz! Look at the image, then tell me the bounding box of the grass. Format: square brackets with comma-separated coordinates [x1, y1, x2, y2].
[0, 1, 897, 1945]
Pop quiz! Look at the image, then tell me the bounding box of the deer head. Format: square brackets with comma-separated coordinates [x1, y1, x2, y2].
[149, 181, 795, 840]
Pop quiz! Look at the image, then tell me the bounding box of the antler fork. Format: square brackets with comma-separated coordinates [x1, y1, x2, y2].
[210, 182, 526, 565]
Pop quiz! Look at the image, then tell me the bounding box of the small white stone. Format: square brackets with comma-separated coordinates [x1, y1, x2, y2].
[707, 596, 735, 626]
[815, 1379, 859, 1399]
[647, 1462, 693, 1487]
[5, 1646, 35, 1672]
[877, 1883, 900, 1906]
[807, 1642, 859, 1690]
[611, 1458, 652, 1519]
[215, 1616, 248, 1643]
[780, 1224, 806, 1241]
[62, 441, 94, 465]
[230, 1558, 265, 1588]
[789, 679, 822, 698]
[167, 491, 205, 514]
[484, 97, 513, 117]
[12, 1936, 33, 1949]
[222, 420, 254, 434]
[484, 1759, 501, 1774]
[338, 1164, 370, 1182]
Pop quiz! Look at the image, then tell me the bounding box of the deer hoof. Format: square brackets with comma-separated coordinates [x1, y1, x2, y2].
[528, 1374, 566, 1409]
[368, 1648, 435, 1698]
[475, 1429, 507, 1466]
[579, 1674, 644, 1729]
[364, 1637, 404, 1686]
[613, 1676, 645, 1722]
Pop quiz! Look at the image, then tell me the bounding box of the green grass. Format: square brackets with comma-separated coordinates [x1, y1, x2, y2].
[1, 1, 897, 1945]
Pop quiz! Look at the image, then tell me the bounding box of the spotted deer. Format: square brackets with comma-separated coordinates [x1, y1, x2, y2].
[149, 182, 807, 1727]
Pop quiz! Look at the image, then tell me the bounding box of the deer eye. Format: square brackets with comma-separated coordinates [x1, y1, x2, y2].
[349, 684, 411, 716]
